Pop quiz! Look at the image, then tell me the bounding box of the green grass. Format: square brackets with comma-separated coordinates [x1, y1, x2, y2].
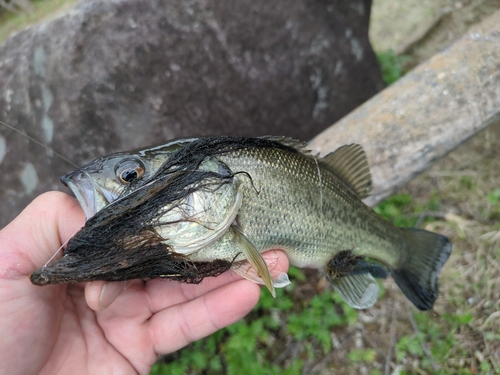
[376, 50, 410, 85]
[152, 281, 358, 375]
[0, 0, 78, 43]
[374, 192, 444, 228]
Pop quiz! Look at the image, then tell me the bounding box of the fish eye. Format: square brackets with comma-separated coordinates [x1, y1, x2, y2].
[115, 159, 145, 184]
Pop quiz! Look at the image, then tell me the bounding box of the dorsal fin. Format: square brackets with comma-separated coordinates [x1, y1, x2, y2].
[258, 136, 310, 154]
[321, 144, 372, 199]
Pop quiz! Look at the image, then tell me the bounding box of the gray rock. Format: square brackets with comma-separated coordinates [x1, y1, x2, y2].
[0, 0, 383, 228]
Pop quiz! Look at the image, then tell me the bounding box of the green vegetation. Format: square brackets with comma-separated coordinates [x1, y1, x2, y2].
[151, 280, 359, 375]
[375, 50, 410, 85]
[0, 0, 78, 43]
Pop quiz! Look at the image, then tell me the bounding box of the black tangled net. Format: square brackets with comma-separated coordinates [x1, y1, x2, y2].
[30, 137, 301, 286]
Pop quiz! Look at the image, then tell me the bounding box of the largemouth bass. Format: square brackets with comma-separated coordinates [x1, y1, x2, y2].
[30, 137, 452, 310]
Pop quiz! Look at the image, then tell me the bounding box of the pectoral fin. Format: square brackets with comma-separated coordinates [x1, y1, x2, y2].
[232, 226, 277, 297]
[232, 260, 291, 289]
[329, 273, 380, 309]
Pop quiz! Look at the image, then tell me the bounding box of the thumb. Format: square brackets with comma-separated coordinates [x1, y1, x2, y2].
[0, 191, 85, 280]
[0, 192, 85, 375]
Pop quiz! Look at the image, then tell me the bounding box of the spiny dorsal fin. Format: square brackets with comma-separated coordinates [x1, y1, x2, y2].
[321, 144, 372, 199]
[258, 136, 310, 155]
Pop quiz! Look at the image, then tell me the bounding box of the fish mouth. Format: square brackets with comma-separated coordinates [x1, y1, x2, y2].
[64, 173, 99, 219]
[62, 171, 115, 219]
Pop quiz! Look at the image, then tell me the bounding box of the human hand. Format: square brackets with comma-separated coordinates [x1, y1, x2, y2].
[0, 192, 289, 375]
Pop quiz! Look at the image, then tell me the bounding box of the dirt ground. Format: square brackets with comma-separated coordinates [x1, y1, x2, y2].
[360, 1, 500, 374]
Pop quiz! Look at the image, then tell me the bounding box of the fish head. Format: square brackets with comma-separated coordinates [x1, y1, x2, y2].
[31, 149, 244, 286]
[61, 138, 197, 219]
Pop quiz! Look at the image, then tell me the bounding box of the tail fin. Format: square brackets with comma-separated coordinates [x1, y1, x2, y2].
[391, 228, 452, 310]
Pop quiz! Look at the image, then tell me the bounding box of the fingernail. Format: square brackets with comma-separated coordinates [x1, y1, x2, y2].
[99, 281, 125, 310]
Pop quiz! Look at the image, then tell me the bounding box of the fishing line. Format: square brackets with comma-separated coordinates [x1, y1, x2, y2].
[1, 30, 79, 168]
[42, 225, 81, 269]
[0, 119, 79, 168]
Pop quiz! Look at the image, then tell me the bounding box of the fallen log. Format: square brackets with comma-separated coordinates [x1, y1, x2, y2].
[309, 10, 500, 207]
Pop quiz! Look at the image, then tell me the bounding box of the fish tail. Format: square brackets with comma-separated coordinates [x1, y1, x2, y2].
[391, 228, 452, 310]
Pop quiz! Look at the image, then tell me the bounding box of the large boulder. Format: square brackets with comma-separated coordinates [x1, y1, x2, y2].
[0, 0, 384, 228]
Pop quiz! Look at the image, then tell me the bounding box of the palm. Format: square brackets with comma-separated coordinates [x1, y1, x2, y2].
[25, 283, 139, 374]
[0, 192, 288, 375]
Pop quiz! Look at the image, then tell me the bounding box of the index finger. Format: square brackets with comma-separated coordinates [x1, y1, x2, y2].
[145, 250, 290, 313]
